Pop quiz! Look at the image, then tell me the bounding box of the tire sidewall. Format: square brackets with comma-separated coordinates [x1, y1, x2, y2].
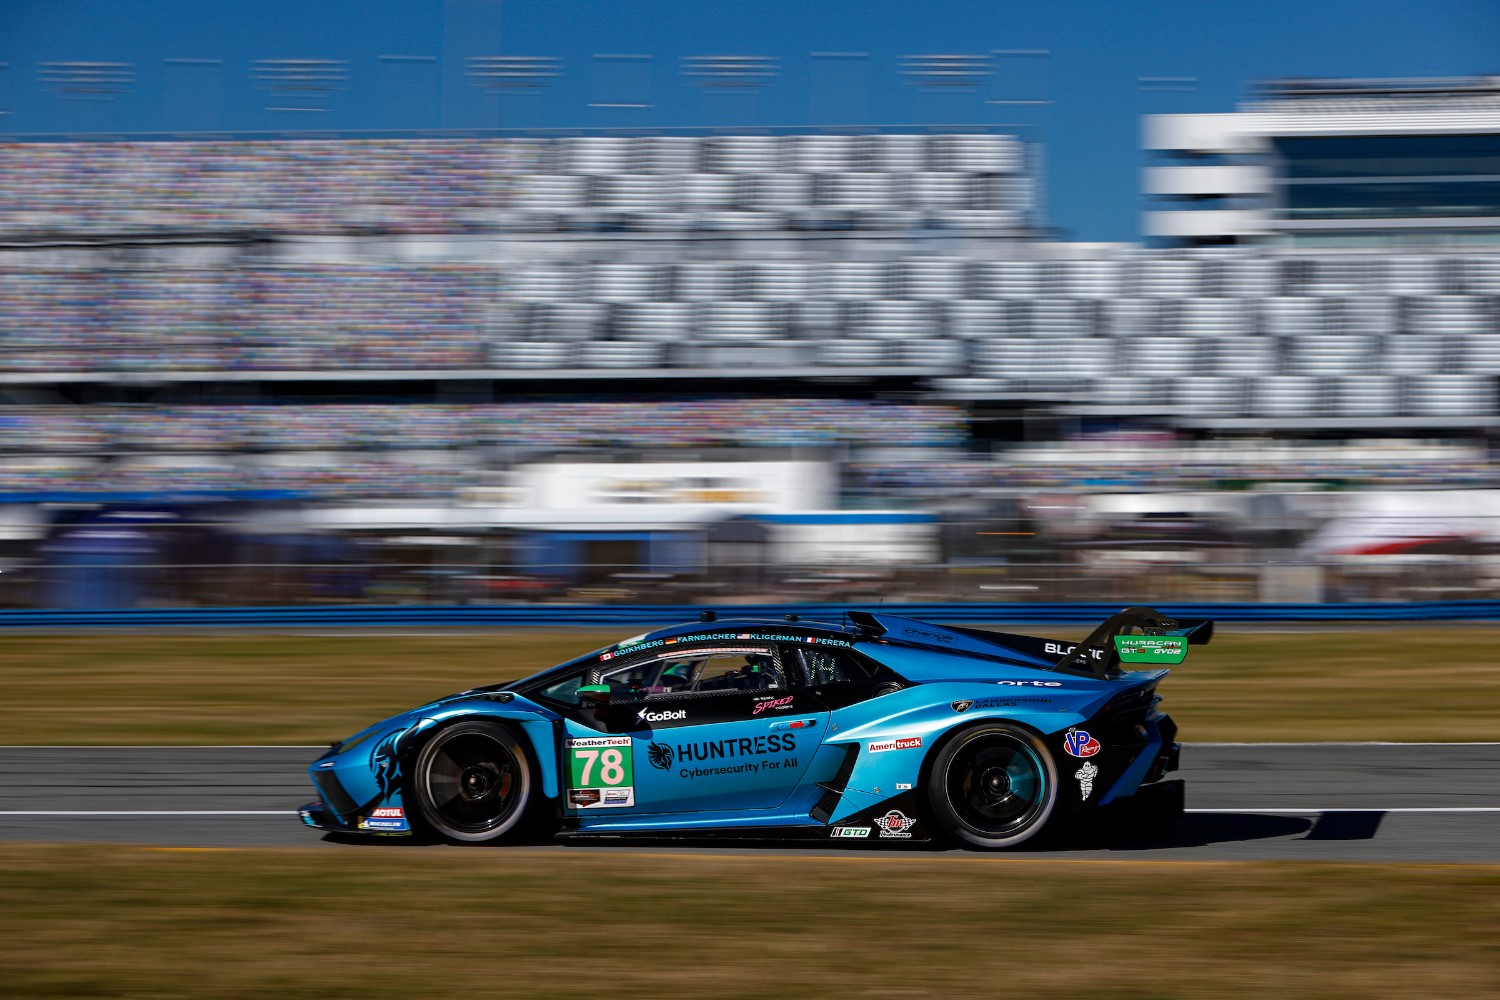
[926, 723, 1059, 850]
[412, 719, 533, 844]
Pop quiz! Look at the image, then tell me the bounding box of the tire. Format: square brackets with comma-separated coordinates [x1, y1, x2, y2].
[927, 723, 1059, 850]
[411, 720, 540, 844]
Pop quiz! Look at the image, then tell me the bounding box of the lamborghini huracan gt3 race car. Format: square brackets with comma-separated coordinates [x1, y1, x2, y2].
[300, 606, 1210, 849]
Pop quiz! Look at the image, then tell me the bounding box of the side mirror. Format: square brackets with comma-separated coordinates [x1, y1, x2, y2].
[578, 684, 611, 707]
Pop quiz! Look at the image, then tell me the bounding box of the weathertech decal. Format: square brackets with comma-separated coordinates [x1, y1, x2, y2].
[867, 737, 923, 754]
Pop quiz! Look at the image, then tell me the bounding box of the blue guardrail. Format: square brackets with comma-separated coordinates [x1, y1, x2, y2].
[2, 601, 1500, 628]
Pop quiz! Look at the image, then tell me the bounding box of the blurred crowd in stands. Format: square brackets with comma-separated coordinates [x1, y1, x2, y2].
[0, 140, 518, 236]
[0, 398, 1495, 500]
[0, 265, 496, 372]
[0, 400, 964, 452]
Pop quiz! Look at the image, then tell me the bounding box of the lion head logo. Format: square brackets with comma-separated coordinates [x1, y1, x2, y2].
[647, 742, 674, 771]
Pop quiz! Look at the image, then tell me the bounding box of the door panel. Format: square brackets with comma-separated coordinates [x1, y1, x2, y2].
[627, 689, 828, 813]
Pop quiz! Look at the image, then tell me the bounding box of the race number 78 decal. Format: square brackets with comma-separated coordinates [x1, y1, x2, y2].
[564, 736, 636, 809]
[574, 747, 627, 786]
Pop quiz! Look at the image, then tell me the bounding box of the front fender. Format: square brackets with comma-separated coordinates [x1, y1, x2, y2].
[396, 697, 564, 800]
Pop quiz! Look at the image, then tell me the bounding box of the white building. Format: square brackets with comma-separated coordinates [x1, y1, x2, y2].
[1144, 77, 1500, 248]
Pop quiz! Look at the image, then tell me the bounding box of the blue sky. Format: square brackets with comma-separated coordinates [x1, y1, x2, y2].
[4, 0, 1496, 241]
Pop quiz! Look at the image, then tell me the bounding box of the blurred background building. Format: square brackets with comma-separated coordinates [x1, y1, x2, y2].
[3, 43, 1500, 608]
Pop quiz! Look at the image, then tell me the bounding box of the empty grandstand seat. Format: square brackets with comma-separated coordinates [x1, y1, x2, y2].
[619, 302, 691, 342]
[1209, 336, 1280, 377]
[825, 261, 888, 301]
[674, 260, 742, 301]
[702, 301, 779, 341]
[909, 172, 970, 211]
[582, 341, 666, 368]
[944, 300, 1005, 339]
[751, 260, 810, 301]
[1330, 374, 1401, 417]
[1382, 334, 1449, 375]
[818, 339, 888, 366]
[1102, 298, 1160, 339]
[852, 300, 932, 340]
[642, 136, 703, 173]
[1407, 374, 1494, 416]
[711, 135, 783, 174]
[1289, 334, 1374, 376]
[1171, 376, 1245, 416]
[1387, 256, 1440, 296]
[751, 173, 813, 213]
[792, 135, 851, 173]
[898, 339, 966, 368]
[540, 302, 608, 341]
[496, 341, 576, 369]
[1251, 375, 1323, 417]
[901, 257, 967, 300]
[976, 259, 1039, 299]
[1062, 258, 1123, 299]
[1333, 296, 1399, 337]
[564, 136, 635, 176]
[1458, 334, 1500, 373]
[876, 134, 928, 173]
[1177, 297, 1253, 338]
[1408, 295, 1488, 336]
[681, 173, 739, 211]
[1131, 337, 1199, 377]
[512, 263, 579, 303]
[1138, 256, 1202, 299]
[1028, 298, 1089, 338]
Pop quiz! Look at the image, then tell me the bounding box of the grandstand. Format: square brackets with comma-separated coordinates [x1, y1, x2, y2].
[4, 82, 1500, 606]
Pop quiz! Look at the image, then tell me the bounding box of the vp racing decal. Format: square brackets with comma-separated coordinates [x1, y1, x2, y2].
[1063, 729, 1101, 758]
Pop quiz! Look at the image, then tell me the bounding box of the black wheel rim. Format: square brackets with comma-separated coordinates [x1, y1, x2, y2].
[422, 731, 522, 835]
[945, 734, 1048, 838]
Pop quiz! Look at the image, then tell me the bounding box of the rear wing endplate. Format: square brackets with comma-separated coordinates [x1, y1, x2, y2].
[1052, 606, 1213, 679]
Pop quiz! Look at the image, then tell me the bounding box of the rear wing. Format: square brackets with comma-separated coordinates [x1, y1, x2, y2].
[1050, 606, 1213, 679]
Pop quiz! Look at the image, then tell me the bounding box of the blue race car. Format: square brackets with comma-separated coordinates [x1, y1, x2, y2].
[300, 606, 1209, 849]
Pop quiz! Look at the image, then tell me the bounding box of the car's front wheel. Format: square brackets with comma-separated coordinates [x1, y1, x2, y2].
[412, 720, 537, 844]
[927, 723, 1059, 849]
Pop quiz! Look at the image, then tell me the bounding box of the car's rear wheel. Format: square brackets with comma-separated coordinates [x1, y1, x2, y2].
[927, 723, 1059, 849]
[412, 720, 536, 844]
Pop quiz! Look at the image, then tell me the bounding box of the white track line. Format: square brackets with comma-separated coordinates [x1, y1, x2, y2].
[0, 810, 296, 817]
[1190, 742, 1500, 747]
[4, 742, 1500, 750]
[1187, 807, 1500, 814]
[1, 808, 1497, 818]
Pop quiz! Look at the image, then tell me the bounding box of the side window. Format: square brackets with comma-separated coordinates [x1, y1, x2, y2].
[789, 647, 873, 687]
[537, 649, 783, 705]
[691, 653, 782, 693]
[537, 669, 590, 706]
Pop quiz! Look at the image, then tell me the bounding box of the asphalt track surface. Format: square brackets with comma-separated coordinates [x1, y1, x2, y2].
[0, 743, 1496, 861]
